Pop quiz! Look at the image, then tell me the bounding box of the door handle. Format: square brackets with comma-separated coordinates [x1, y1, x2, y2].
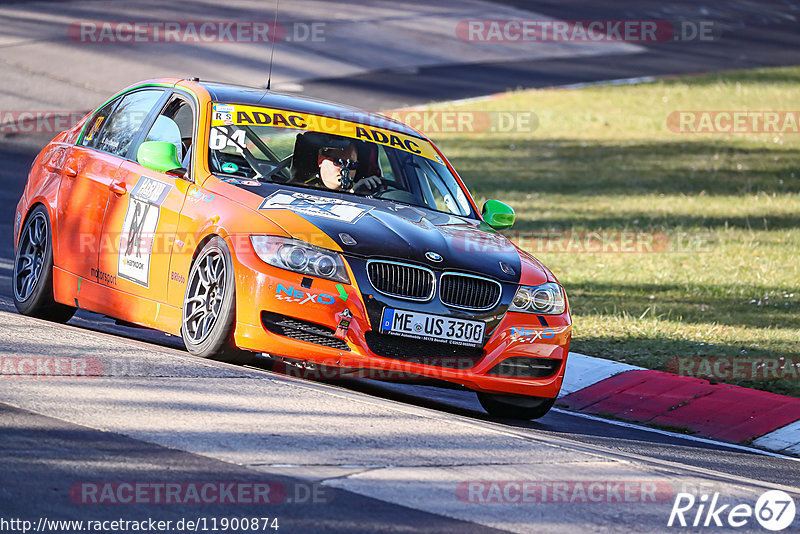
[110, 181, 127, 195]
[64, 166, 78, 178]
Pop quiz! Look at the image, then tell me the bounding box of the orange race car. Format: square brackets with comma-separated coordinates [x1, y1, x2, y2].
[12, 78, 571, 419]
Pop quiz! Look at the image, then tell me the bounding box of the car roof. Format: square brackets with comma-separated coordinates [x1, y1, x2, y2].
[197, 81, 423, 138]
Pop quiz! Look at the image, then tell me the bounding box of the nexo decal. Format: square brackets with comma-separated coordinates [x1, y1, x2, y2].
[275, 284, 335, 305]
[509, 326, 555, 342]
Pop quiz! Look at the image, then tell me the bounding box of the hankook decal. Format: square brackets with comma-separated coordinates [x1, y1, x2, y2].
[117, 176, 170, 287]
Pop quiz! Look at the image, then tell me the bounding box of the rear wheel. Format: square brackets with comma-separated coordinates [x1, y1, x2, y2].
[181, 237, 251, 364]
[477, 392, 555, 420]
[13, 205, 76, 322]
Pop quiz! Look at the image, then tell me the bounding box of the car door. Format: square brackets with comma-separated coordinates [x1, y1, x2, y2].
[98, 93, 194, 312]
[55, 89, 165, 285]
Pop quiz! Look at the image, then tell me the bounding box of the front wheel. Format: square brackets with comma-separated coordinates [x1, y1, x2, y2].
[13, 205, 76, 323]
[181, 237, 251, 364]
[477, 392, 555, 420]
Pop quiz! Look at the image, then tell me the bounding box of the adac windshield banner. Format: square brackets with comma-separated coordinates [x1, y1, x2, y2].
[209, 103, 442, 162]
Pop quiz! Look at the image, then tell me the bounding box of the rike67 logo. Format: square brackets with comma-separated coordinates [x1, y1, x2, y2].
[668, 490, 796, 531]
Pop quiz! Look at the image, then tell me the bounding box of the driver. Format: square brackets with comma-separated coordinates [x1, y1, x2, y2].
[314, 143, 382, 194]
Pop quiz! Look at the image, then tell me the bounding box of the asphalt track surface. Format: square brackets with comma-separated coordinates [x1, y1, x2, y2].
[1, 0, 800, 531]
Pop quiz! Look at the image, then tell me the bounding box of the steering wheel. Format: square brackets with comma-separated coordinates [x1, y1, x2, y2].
[372, 183, 399, 197]
[251, 154, 293, 182]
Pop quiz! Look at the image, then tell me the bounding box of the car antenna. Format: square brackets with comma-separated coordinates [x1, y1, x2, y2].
[266, 0, 280, 91]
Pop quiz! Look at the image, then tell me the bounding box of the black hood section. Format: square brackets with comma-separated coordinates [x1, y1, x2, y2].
[257, 186, 522, 283]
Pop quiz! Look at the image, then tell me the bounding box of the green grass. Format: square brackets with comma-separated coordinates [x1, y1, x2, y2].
[430, 66, 800, 397]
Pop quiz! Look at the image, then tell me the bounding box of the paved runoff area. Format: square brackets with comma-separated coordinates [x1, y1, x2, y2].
[1, 308, 798, 532]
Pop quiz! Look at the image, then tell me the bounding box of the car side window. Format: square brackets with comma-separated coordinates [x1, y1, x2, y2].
[143, 97, 195, 167]
[81, 100, 117, 148]
[87, 89, 163, 157]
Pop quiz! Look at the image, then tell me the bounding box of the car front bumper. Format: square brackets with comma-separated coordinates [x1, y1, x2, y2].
[229, 236, 571, 398]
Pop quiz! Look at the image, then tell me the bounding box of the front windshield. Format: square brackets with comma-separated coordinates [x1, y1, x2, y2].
[207, 103, 474, 217]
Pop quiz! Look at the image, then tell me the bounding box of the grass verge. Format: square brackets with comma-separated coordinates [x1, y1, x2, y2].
[431, 66, 800, 397]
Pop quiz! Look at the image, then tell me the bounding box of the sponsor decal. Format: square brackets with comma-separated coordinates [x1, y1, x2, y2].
[222, 177, 260, 186]
[117, 176, 170, 287]
[274, 283, 336, 305]
[211, 104, 234, 126]
[85, 115, 104, 141]
[187, 188, 213, 202]
[15, 212, 21, 238]
[209, 104, 440, 161]
[260, 190, 372, 224]
[215, 113, 234, 125]
[508, 326, 569, 343]
[90, 267, 117, 286]
[170, 271, 186, 284]
[220, 161, 238, 173]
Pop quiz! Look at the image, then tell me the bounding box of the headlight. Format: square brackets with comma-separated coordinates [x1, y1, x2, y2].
[509, 282, 565, 315]
[250, 236, 350, 284]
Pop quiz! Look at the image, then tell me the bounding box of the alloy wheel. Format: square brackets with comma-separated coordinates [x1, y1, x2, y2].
[182, 249, 226, 344]
[13, 212, 48, 302]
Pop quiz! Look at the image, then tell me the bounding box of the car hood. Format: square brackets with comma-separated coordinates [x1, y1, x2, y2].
[218, 182, 547, 285]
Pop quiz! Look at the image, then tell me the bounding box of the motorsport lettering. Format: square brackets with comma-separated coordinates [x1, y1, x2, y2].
[213, 104, 439, 161]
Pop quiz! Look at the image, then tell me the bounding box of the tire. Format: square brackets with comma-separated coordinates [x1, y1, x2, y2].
[13, 205, 76, 323]
[181, 237, 251, 364]
[477, 392, 555, 420]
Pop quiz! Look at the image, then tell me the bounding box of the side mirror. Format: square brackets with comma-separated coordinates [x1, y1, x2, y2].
[482, 199, 515, 230]
[137, 141, 184, 174]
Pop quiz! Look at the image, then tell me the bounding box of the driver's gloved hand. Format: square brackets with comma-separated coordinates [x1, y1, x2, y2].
[352, 175, 382, 194]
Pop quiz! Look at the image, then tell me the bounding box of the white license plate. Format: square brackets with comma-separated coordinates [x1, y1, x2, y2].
[379, 308, 485, 347]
